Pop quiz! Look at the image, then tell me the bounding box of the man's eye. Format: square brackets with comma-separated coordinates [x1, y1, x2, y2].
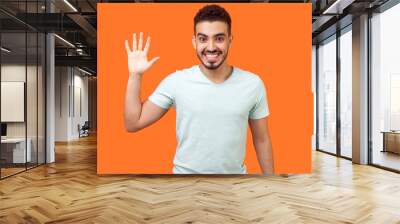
[216, 37, 225, 42]
[199, 37, 206, 42]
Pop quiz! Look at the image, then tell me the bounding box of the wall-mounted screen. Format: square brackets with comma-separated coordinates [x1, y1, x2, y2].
[1, 81, 25, 122]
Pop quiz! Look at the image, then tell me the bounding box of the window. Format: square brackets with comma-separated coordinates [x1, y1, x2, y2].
[339, 27, 352, 158]
[371, 2, 400, 171]
[317, 35, 337, 154]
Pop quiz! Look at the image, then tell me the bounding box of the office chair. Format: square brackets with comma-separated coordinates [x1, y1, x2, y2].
[79, 121, 90, 138]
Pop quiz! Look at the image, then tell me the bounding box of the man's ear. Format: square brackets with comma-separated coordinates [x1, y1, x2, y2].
[229, 35, 233, 46]
[192, 35, 196, 49]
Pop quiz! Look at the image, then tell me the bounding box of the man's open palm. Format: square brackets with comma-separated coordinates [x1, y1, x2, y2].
[125, 32, 160, 75]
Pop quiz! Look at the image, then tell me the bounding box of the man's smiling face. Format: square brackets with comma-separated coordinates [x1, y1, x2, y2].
[193, 21, 232, 70]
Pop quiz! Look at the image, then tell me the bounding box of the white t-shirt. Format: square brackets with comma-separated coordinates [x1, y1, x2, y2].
[148, 65, 269, 174]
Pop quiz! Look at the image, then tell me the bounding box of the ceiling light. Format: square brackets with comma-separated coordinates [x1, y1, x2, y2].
[1, 47, 11, 53]
[63, 0, 78, 12]
[322, 0, 355, 15]
[54, 34, 75, 48]
[77, 67, 93, 76]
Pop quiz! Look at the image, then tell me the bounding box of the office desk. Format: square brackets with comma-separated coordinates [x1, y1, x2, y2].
[1, 138, 31, 163]
[381, 131, 400, 154]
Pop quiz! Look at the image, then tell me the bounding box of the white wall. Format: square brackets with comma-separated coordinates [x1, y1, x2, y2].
[1, 65, 25, 133]
[55, 67, 89, 141]
[72, 72, 89, 138]
[55, 66, 70, 141]
[1, 64, 40, 137]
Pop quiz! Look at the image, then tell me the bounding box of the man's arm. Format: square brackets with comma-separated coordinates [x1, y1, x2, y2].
[124, 32, 166, 132]
[125, 76, 168, 132]
[249, 117, 274, 175]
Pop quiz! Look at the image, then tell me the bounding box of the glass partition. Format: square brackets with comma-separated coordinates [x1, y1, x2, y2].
[0, 1, 46, 179]
[1, 30, 28, 177]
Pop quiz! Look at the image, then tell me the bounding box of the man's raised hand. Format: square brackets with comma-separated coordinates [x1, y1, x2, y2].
[125, 32, 160, 76]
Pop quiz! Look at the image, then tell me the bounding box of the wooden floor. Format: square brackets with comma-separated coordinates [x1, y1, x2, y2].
[1, 135, 400, 223]
[0, 167, 26, 178]
[373, 150, 400, 171]
[1, 163, 45, 178]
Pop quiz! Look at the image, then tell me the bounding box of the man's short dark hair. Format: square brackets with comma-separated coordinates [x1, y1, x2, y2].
[194, 4, 232, 35]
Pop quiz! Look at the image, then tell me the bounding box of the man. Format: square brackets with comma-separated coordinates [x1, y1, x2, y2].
[124, 4, 274, 174]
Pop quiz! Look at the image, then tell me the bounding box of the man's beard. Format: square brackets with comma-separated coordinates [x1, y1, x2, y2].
[197, 49, 228, 70]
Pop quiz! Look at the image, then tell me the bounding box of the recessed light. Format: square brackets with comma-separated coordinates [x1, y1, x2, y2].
[54, 34, 75, 48]
[1, 47, 11, 53]
[77, 67, 93, 76]
[63, 0, 78, 12]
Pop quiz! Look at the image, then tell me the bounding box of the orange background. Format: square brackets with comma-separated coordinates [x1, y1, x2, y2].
[97, 3, 312, 174]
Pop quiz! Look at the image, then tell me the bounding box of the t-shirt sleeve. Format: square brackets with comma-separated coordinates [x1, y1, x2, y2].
[249, 77, 270, 119]
[148, 74, 176, 109]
